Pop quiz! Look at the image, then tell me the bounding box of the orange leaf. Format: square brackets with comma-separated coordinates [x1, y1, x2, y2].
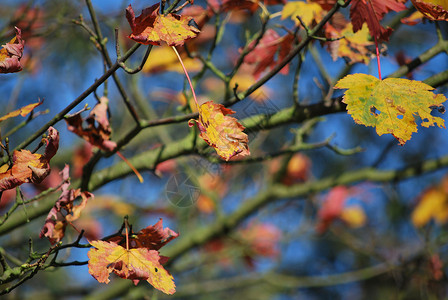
[88, 240, 176, 295]
[126, 4, 200, 47]
[0, 101, 42, 122]
[189, 101, 250, 161]
[0, 127, 59, 192]
[411, 0, 448, 21]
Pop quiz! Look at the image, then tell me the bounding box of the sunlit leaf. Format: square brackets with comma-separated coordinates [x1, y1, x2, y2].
[189, 101, 250, 161]
[126, 3, 200, 47]
[335, 74, 446, 145]
[281, 1, 325, 27]
[0, 101, 42, 123]
[88, 240, 176, 295]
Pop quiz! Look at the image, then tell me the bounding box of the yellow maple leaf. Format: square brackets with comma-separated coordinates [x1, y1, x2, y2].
[189, 101, 250, 161]
[281, 1, 325, 27]
[88, 240, 176, 295]
[329, 23, 374, 64]
[412, 187, 448, 227]
[335, 74, 446, 145]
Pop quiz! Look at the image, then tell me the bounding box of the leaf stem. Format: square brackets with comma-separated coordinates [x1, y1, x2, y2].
[374, 36, 382, 80]
[171, 46, 200, 111]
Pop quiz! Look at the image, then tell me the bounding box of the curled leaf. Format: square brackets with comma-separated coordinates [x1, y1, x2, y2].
[411, 0, 448, 21]
[40, 165, 94, 244]
[126, 4, 200, 46]
[0, 127, 59, 192]
[66, 97, 117, 152]
[0, 27, 25, 73]
[189, 101, 250, 161]
[0, 100, 42, 123]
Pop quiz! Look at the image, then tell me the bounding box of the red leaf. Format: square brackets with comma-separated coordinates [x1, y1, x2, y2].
[411, 0, 448, 21]
[242, 29, 294, 79]
[310, 0, 337, 10]
[107, 219, 179, 251]
[350, 0, 406, 42]
[222, 0, 286, 12]
[0, 27, 25, 73]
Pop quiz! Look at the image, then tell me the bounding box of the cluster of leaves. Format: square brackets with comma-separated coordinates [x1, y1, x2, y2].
[0, 0, 447, 297]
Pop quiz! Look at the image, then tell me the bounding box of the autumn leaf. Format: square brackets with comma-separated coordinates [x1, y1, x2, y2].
[401, 10, 427, 25]
[412, 187, 448, 227]
[106, 219, 179, 251]
[222, 0, 286, 13]
[126, 3, 200, 47]
[310, 0, 337, 10]
[242, 29, 294, 79]
[0, 100, 42, 122]
[88, 220, 178, 294]
[0, 27, 25, 73]
[88, 240, 176, 295]
[66, 97, 117, 152]
[40, 165, 94, 244]
[281, 0, 326, 27]
[0, 127, 59, 192]
[325, 23, 374, 64]
[142, 45, 202, 74]
[411, 0, 448, 21]
[349, 0, 406, 42]
[189, 101, 250, 161]
[335, 74, 446, 145]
